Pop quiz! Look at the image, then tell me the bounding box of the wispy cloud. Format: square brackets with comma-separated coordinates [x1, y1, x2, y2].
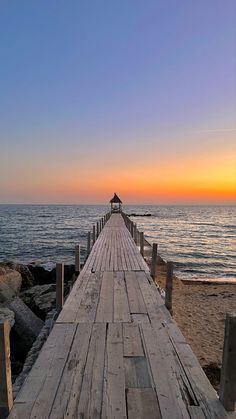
[197, 128, 236, 133]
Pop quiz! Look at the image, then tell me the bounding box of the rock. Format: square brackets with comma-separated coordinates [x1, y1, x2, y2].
[0, 305, 15, 327]
[13, 308, 57, 397]
[5, 297, 43, 352]
[28, 264, 75, 285]
[20, 284, 57, 319]
[0, 269, 22, 302]
[2, 262, 34, 289]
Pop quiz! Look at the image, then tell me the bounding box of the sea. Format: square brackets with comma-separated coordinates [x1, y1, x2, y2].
[0, 204, 235, 282]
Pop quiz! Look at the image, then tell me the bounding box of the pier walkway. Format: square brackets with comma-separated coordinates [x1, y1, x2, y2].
[8, 214, 232, 418]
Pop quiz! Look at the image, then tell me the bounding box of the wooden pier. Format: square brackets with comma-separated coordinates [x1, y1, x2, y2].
[7, 213, 234, 418]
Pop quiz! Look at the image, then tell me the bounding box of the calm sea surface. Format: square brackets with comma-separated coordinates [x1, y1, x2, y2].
[0, 205, 235, 282]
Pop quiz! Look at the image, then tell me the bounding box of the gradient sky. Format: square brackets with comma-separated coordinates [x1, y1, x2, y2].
[0, 0, 235, 204]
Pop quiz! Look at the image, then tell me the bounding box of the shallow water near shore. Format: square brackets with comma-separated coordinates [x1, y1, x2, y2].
[0, 204, 235, 282]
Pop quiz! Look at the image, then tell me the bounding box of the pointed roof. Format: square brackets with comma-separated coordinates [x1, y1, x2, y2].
[110, 193, 122, 204]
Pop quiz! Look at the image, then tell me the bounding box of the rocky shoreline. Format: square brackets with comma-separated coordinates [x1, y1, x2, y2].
[0, 261, 76, 397]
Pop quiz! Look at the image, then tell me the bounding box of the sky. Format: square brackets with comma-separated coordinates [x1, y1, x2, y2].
[0, 0, 235, 204]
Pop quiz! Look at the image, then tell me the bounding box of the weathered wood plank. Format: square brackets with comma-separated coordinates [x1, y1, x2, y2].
[126, 272, 147, 314]
[76, 323, 106, 418]
[102, 323, 126, 419]
[127, 388, 161, 419]
[75, 272, 102, 322]
[114, 272, 131, 322]
[123, 323, 144, 356]
[141, 324, 190, 419]
[124, 357, 152, 388]
[96, 271, 114, 322]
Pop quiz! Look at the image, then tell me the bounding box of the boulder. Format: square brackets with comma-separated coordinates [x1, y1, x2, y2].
[20, 284, 56, 319]
[0, 268, 22, 302]
[5, 297, 43, 352]
[28, 264, 75, 285]
[0, 305, 15, 328]
[2, 262, 34, 289]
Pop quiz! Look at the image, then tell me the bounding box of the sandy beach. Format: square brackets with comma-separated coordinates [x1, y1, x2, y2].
[154, 261, 236, 391]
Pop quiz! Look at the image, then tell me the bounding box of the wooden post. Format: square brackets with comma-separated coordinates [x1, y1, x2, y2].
[140, 232, 144, 256]
[87, 232, 91, 255]
[134, 224, 137, 243]
[93, 225, 96, 244]
[151, 243, 158, 279]
[96, 222, 99, 239]
[56, 263, 64, 311]
[75, 245, 80, 274]
[219, 313, 236, 411]
[0, 321, 13, 418]
[165, 261, 173, 315]
[131, 222, 134, 238]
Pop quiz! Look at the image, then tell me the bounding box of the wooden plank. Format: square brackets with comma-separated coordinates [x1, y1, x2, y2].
[141, 324, 190, 419]
[95, 271, 114, 322]
[49, 323, 92, 418]
[219, 313, 236, 411]
[123, 324, 144, 356]
[127, 388, 161, 419]
[114, 272, 131, 323]
[124, 357, 152, 388]
[102, 323, 126, 419]
[187, 406, 206, 418]
[125, 272, 147, 314]
[77, 323, 106, 418]
[57, 272, 91, 322]
[75, 272, 102, 322]
[170, 340, 231, 419]
[132, 314, 150, 326]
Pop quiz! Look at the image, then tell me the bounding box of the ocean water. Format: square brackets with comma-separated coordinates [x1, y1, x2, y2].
[0, 204, 235, 282]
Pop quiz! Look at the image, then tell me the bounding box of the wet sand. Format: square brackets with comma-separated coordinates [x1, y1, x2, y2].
[152, 260, 236, 391]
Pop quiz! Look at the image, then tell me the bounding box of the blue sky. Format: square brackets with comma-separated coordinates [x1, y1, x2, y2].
[0, 1, 235, 203]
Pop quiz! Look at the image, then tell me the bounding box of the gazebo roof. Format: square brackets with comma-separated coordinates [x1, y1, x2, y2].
[110, 193, 122, 204]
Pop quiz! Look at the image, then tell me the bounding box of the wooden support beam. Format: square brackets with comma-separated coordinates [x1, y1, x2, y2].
[87, 232, 91, 255]
[75, 244, 81, 274]
[151, 243, 158, 279]
[219, 313, 236, 411]
[0, 321, 13, 419]
[140, 232, 144, 256]
[165, 261, 173, 315]
[92, 225, 96, 244]
[56, 263, 64, 312]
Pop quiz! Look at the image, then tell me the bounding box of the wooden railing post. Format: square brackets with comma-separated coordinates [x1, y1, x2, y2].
[140, 232, 144, 256]
[56, 263, 64, 311]
[131, 222, 134, 238]
[0, 321, 13, 419]
[93, 225, 96, 244]
[87, 232, 91, 255]
[96, 222, 99, 239]
[134, 224, 137, 243]
[219, 313, 236, 411]
[151, 243, 158, 279]
[75, 245, 80, 274]
[165, 261, 173, 315]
